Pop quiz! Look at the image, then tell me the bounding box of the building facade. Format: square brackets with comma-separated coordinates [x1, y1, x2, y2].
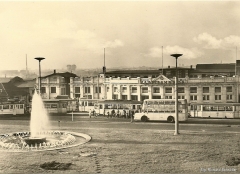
[38, 70, 77, 99]
[69, 61, 240, 105]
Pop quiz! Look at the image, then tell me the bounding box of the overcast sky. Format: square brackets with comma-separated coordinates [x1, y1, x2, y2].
[1, 1, 240, 70]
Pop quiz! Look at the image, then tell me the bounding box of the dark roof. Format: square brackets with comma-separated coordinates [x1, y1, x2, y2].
[0, 83, 28, 97]
[16, 79, 36, 88]
[43, 72, 78, 78]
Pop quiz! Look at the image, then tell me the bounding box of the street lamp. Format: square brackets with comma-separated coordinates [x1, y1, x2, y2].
[34, 57, 45, 94]
[170, 54, 183, 135]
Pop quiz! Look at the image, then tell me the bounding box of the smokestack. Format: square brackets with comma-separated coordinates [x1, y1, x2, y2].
[54, 70, 56, 74]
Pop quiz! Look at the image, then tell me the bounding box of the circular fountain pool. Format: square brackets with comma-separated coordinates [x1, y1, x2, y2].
[0, 130, 91, 152]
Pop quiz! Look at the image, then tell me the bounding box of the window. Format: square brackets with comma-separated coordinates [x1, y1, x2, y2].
[165, 87, 172, 93]
[153, 87, 160, 93]
[142, 87, 148, 93]
[41, 87, 46, 93]
[215, 95, 221, 100]
[152, 96, 161, 99]
[85, 87, 90, 93]
[75, 87, 80, 93]
[178, 96, 185, 99]
[107, 87, 109, 92]
[75, 94, 80, 98]
[178, 87, 185, 93]
[215, 87, 221, 93]
[227, 95, 232, 100]
[141, 95, 149, 101]
[190, 95, 197, 101]
[226, 86, 233, 92]
[122, 95, 127, 100]
[203, 87, 209, 93]
[131, 95, 138, 101]
[132, 87, 137, 93]
[203, 95, 210, 101]
[122, 87, 127, 93]
[114, 87, 118, 92]
[61, 88, 66, 95]
[51, 87, 56, 93]
[190, 87, 197, 93]
[113, 94, 118, 100]
[165, 96, 172, 99]
[95, 87, 101, 93]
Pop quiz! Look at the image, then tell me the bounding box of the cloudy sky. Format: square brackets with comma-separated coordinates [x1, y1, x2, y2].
[1, 1, 240, 70]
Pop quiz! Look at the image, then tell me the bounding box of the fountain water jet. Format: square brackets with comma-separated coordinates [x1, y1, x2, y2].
[30, 90, 50, 137]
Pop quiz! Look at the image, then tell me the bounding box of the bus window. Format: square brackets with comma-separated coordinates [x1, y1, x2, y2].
[226, 106, 233, 111]
[203, 106, 210, 111]
[0, 105, 2, 110]
[51, 104, 58, 108]
[20, 104, 23, 109]
[9, 105, 13, 109]
[218, 106, 225, 111]
[3, 105, 9, 109]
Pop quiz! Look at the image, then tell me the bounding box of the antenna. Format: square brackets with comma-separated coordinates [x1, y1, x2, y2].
[26, 54, 28, 79]
[162, 46, 163, 74]
[236, 47, 237, 76]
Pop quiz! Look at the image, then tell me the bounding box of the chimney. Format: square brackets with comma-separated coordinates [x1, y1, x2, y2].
[54, 69, 56, 74]
[168, 66, 170, 68]
[190, 65, 192, 69]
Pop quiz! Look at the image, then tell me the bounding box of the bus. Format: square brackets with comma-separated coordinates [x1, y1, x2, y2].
[78, 98, 100, 112]
[0, 103, 25, 115]
[134, 99, 188, 122]
[42, 99, 78, 114]
[94, 100, 142, 116]
[190, 103, 240, 118]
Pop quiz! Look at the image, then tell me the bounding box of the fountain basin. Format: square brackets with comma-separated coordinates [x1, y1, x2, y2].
[24, 137, 47, 146]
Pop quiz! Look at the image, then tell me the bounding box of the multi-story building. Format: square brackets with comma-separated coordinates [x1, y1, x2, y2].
[69, 60, 240, 105]
[38, 70, 78, 99]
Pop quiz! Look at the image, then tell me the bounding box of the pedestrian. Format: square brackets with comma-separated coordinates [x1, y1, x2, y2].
[89, 109, 92, 118]
[107, 111, 110, 118]
[111, 109, 115, 118]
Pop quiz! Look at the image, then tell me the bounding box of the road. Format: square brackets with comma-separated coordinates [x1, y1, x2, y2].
[1, 114, 240, 134]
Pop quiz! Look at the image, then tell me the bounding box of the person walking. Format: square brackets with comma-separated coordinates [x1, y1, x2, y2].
[89, 109, 92, 118]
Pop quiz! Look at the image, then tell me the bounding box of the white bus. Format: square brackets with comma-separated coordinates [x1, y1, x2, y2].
[94, 100, 142, 116]
[134, 99, 188, 122]
[190, 103, 240, 118]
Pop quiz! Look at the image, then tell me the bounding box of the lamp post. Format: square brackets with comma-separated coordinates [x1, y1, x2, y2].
[34, 57, 45, 94]
[170, 54, 182, 135]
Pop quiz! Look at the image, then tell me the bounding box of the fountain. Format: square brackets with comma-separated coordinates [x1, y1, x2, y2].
[24, 91, 49, 146]
[0, 90, 91, 152]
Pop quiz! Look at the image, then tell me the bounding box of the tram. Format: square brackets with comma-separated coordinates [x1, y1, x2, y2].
[190, 103, 240, 118]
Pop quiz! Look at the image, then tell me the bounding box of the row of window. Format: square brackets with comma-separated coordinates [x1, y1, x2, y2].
[75, 86, 233, 94]
[111, 94, 233, 101]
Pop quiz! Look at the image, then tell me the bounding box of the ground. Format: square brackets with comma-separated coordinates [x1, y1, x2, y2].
[0, 116, 240, 173]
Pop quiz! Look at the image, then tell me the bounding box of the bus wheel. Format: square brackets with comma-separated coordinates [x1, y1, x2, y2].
[141, 116, 148, 122]
[167, 116, 174, 123]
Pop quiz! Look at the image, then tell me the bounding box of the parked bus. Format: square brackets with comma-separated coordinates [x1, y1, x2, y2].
[94, 100, 142, 116]
[78, 98, 100, 112]
[134, 99, 188, 122]
[190, 103, 240, 118]
[0, 103, 25, 115]
[42, 99, 78, 114]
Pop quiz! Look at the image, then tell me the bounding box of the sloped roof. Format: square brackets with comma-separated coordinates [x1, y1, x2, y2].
[1, 83, 28, 97]
[43, 72, 78, 78]
[16, 79, 36, 88]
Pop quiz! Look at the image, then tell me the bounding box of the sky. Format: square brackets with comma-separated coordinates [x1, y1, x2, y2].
[1, 1, 240, 70]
